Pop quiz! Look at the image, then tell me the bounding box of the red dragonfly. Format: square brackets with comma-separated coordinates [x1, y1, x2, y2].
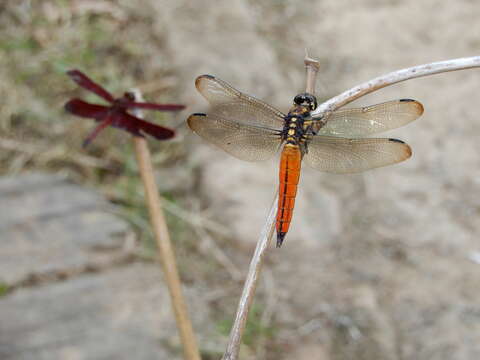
[188, 75, 424, 247]
[65, 69, 184, 146]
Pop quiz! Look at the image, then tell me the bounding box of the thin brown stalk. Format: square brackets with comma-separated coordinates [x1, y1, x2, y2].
[131, 90, 201, 360]
[222, 55, 321, 360]
[221, 54, 480, 360]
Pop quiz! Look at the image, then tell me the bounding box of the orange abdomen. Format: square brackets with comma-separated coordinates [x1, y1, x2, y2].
[276, 145, 302, 247]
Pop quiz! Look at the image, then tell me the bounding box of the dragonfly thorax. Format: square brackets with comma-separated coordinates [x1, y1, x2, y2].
[281, 93, 318, 145]
[113, 92, 136, 109]
[283, 92, 319, 145]
[283, 109, 315, 147]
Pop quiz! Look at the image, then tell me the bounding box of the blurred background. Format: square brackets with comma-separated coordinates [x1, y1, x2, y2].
[1, 1, 480, 359]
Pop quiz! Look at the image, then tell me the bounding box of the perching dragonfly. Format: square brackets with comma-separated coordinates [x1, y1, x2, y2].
[187, 75, 423, 247]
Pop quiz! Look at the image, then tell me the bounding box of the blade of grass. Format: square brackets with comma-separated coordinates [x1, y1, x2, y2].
[131, 90, 201, 360]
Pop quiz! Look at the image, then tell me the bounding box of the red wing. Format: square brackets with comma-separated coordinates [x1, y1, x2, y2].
[303, 136, 412, 173]
[64, 99, 110, 121]
[67, 69, 115, 103]
[111, 111, 175, 140]
[195, 75, 285, 129]
[125, 102, 186, 112]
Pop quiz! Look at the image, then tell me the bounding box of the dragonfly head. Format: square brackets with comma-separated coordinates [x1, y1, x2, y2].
[293, 93, 318, 111]
[111, 92, 136, 109]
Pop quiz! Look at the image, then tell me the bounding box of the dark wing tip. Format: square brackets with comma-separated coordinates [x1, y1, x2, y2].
[64, 98, 83, 113]
[66, 69, 84, 80]
[195, 74, 215, 88]
[186, 113, 206, 130]
[389, 138, 412, 159]
[388, 138, 405, 144]
[64, 99, 75, 112]
[400, 98, 424, 116]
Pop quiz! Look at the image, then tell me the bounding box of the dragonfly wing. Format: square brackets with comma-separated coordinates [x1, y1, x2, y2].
[64, 99, 110, 121]
[126, 102, 185, 112]
[188, 112, 282, 161]
[67, 70, 115, 103]
[111, 111, 175, 140]
[318, 99, 423, 137]
[195, 75, 285, 129]
[303, 136, 412, 173]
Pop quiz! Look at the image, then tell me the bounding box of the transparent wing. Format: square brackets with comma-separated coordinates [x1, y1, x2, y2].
[318, 99, 423, 137]
[303, 136, 412, 173]
[187, 112, 282, 161]
[195, 74, 286, 129]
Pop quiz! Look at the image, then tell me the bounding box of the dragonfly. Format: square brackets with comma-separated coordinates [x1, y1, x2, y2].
[187, 75, 423, 247]
[65, 69, 184, 146]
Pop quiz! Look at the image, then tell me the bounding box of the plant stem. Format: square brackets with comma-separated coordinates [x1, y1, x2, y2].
[221, 191, 277, 360]
[221, 55, 321, 360]
[131, 90, 201, 360]
[305, 54, 320, 93]
[312, 55, 480, 116]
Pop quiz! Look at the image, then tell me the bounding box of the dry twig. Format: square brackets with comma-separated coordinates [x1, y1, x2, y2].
[312, 55, 480, 116]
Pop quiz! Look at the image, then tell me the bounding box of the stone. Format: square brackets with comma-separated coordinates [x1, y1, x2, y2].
[0, 263, 210, 360]
[0, 173, 130, 285]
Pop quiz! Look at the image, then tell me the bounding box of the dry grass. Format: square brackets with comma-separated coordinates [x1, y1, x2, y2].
[1, 1, 184, 239]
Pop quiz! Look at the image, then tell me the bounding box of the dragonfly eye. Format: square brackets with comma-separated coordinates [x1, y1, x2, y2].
[294, 93, 318, 111]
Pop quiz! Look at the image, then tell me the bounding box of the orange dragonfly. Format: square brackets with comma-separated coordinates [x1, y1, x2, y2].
[188, 75, 423, 247]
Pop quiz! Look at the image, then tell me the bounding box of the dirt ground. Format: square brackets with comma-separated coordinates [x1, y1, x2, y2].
[1, 1, 480, 359]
